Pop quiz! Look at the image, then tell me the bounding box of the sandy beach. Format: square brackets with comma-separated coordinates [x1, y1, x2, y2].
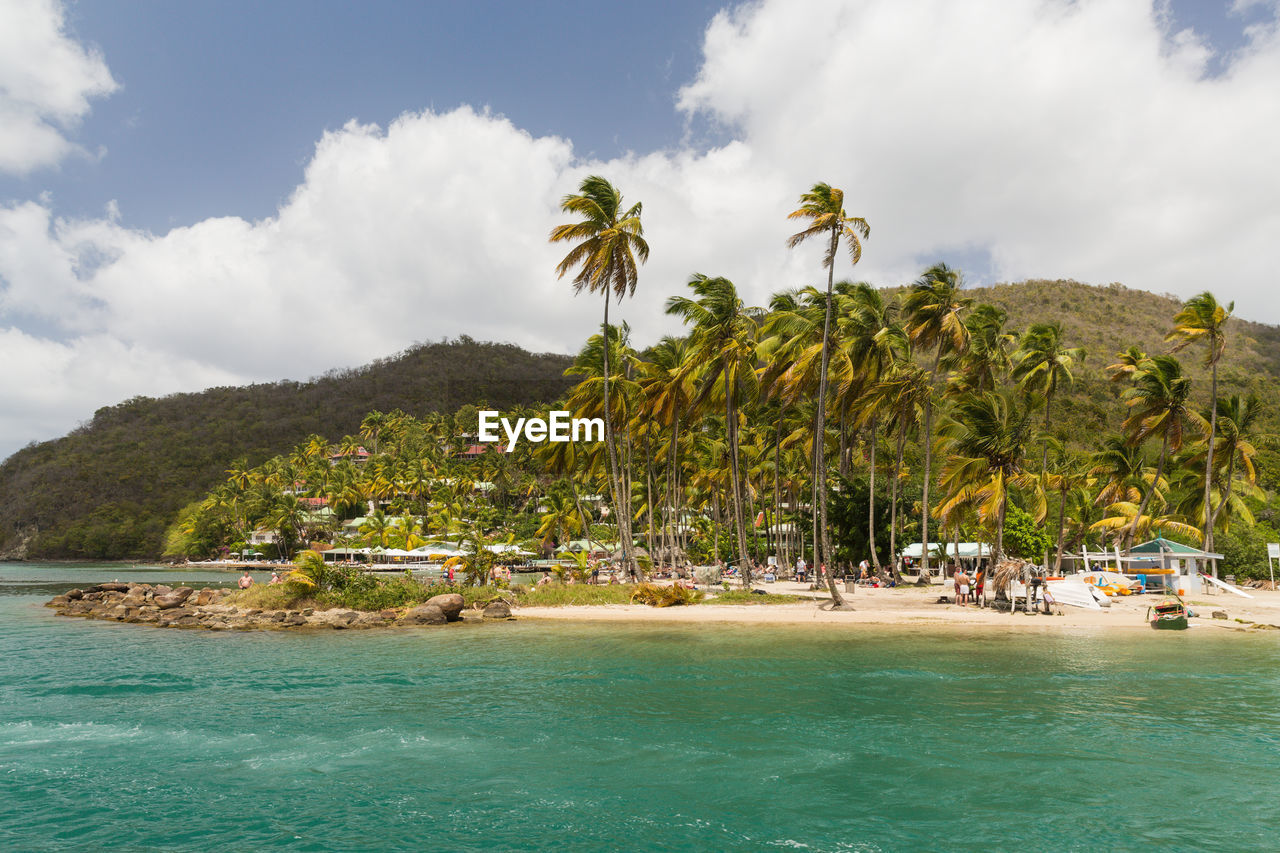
[517, 581, 1280, 633]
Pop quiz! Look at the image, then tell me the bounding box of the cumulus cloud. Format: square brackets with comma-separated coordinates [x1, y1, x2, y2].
[2, 0, 1280, 458]
[0, 0, 117, 174]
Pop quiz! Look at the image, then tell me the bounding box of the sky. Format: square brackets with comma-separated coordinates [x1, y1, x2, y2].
[1, 0, 1278, 460]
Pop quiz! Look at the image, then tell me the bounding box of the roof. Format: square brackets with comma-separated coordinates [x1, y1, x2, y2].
[901, 542, 992, 559]
[1129, 538, 1223, 559]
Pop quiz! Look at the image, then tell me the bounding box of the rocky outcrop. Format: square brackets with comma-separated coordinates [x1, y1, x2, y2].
[44, 582, 509, 631]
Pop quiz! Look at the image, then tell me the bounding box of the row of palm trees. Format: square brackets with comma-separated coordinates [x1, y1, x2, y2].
[549, 176, 1258, 600]
[181, 177, 1260, 593]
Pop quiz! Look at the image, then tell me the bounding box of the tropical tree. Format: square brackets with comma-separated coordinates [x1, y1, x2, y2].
[1012, 321, 1085, 468]
[934, 389, 1036, 561]
[1119, 355, 1194, 549]
[550, 175, 649, 576]
[666, 274, 760, 584]
[786, 183, 869, 606]
[1166, 292, 1232, 561]
[902, 262, 971, 575]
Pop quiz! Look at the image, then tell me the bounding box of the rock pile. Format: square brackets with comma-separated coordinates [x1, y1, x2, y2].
[46, 584, 504, 630]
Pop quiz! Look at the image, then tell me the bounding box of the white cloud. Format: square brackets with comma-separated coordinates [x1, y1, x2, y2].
[3, 0, 1280, 458]
[0, 0, 117, 174]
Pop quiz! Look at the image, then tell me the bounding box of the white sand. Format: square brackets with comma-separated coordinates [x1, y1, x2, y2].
[516, 581, 1280, 633]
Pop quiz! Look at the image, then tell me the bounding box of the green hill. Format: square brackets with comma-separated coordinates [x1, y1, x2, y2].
[0, 337, 573, 560]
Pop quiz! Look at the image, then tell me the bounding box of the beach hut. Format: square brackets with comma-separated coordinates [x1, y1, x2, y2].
[900, 542, 991, 576]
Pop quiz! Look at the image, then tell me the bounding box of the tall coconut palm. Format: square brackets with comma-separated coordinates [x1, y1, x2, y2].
[1012, 321, 1086, 469]
[666, 274, 760, 584]
[1166, 292, 1232, 565]
[902, 262, 971, 575]
[786, 183, 869, 606]
[550, 175, 649, 576]
[935, 390, 1036, 562]
[1119, 355, 1194, 550]
[842, 283, 907, 570]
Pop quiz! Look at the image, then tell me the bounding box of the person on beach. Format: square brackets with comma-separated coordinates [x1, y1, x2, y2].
[795, 556, 807, 582]
[537, 571, 552, 587]
[238, 571, 254, 589]
[974, 565, 986, 608]
[954, 568, 969, 605]
[591, 563, 600, 585]
[269, 572, 281, 585]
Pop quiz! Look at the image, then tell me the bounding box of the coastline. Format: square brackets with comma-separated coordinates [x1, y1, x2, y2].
[516, 582, 1280, 633]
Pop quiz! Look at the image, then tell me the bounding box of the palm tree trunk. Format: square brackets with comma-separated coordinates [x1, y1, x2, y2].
[921, 348, 942, 576]
[890, 429, 905, 569]
[1053, 486, 1068, 573]
[1041, 389, 1053, 473]
[995, 479, 1009, 562]
[644, 429, 656, 568]
[599, 292, 632, 576]
[773, 414, 784, 570]
[868, 415, 880, 571]
[816, 228, 848, 606]
[725, 371, 752, 585]
[1203, 358, 1219, 575]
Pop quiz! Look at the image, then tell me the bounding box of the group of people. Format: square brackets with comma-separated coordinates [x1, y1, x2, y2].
[951, 563, 987, 606]
[238, 570, 285, 589]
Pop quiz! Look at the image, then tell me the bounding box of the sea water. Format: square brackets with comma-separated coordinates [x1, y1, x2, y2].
[3, 563, 1279, 851]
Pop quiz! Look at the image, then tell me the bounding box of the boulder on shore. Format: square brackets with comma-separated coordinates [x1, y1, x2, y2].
[482, 600, 513, 619]
[425, 593, 464, 622]
[400, 604, 447, 625]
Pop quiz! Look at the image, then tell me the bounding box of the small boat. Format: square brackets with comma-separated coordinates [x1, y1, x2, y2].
[1148, 598, 1188, 630]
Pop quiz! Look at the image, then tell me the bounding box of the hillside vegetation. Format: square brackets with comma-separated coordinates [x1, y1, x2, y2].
[0, 338, 572, 559]
[2, 279, 1278, 567]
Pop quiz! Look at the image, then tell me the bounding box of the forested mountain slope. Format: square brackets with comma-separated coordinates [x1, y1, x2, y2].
[0, 338, 572, 559]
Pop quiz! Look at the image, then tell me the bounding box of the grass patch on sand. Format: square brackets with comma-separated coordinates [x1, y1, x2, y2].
[701, 589, 803, 605]
[518, 584, 640, 607]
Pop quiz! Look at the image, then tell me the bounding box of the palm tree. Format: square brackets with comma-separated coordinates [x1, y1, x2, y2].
[550, 175, 649, 576]
[952, 304, 1017, 393]
[666, 274, 760, 584]
[935, 390, 1036, 561]
[1012, 321, 1085, 469]
[786, 183, 869, 606]
[537, 491, 582, 552]
[636, 337, 694, 567]
[1166, 292, 1232, 564]
[902, 262, 971, 576]
[1119, 355, 1194, 550]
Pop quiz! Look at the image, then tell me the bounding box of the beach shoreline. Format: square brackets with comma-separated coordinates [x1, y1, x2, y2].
[517, 582, 1280, 634]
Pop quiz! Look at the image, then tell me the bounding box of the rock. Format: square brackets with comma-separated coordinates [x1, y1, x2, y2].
[153, 588, 194, 610]
[121, 594, 147, 607]
[282, 612, 307, 626]
[310, 609, 359, 628]
[379, 609, 399, 620]
[425, 593, 465, 622]
[352, 612, 385, 628]
[193, 588, 215, 606]
[65, 588, 84, 600]
[48, 595, 69, 607]
[91, 582, 130, 593]
[1213, 610, 1229, 620]
[482, 600, 513, 619]
[153, 585, 172, 594]
[400, 604, 447, 626]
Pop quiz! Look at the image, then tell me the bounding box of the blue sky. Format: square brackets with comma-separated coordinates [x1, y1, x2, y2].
[0, 0, 1278, 458]
[3, 0, 727, 231]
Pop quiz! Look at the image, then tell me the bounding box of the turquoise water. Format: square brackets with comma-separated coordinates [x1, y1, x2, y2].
[3, 564, 1280, 851]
